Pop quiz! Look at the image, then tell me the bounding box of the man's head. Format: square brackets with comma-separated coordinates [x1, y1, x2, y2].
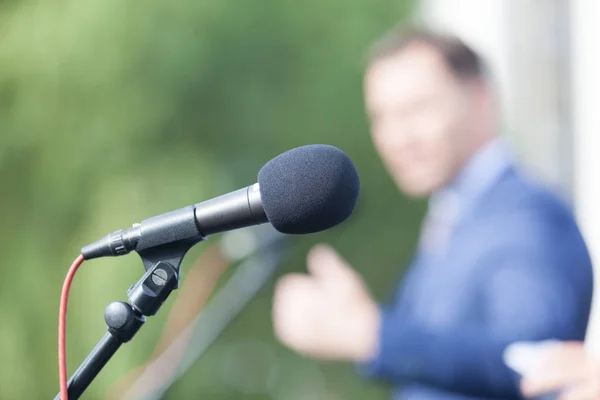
[364, 29, 497, 197]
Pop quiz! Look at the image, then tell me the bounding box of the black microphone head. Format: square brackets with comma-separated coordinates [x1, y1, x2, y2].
[257, 144, 360, 234]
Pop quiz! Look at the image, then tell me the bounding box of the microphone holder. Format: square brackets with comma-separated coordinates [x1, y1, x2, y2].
[53, 240, 199, 400]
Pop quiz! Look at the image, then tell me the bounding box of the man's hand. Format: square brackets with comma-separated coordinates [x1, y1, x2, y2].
[521, 342, 600, 400]
[272, 244, 380, 362]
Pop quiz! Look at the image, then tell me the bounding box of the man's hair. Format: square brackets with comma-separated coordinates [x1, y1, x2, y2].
[367, 28, 486, 82]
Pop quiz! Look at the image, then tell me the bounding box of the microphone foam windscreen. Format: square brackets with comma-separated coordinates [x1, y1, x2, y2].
[258, 144, 360, 234]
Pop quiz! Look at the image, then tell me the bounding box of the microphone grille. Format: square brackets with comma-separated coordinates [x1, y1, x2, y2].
[258, 144, 360, 234]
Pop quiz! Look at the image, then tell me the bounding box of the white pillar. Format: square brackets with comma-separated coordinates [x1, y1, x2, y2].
[570, 0, 600, 356]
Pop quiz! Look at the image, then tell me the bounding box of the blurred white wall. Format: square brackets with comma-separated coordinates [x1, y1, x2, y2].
[571, 0, 600, 356]
[417, 0, 513, 143]
[418, 0, 600, 354]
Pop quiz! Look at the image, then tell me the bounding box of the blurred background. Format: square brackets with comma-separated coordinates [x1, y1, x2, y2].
[0, 0, 598, 399]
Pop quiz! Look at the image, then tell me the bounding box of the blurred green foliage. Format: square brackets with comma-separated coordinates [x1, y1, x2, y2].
[0, 0, 424, 398]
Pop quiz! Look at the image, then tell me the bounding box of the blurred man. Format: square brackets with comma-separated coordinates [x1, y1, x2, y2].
[521, 342, 600, 400]
[272, 29, 594, 399]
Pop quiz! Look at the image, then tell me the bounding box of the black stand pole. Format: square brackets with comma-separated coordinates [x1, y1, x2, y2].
[54, 261, 180, 400]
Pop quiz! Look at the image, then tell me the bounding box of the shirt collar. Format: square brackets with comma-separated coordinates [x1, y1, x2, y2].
[429, 137, 514, 213]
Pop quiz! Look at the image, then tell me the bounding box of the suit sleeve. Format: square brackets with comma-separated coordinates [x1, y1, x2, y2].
[359, 215, 593, 398]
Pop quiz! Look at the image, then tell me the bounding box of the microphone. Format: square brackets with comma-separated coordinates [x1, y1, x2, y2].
[81, 144, 360, 260]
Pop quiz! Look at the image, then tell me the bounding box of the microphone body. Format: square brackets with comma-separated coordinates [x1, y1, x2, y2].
[194, 183, 266, 236]
[82, 184, 267, 260]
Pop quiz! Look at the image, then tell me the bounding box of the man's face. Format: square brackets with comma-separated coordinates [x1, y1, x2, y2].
[364, 44, 479, 197]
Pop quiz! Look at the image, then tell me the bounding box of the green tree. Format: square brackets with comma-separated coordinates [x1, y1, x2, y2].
[0, 0, 421, 398]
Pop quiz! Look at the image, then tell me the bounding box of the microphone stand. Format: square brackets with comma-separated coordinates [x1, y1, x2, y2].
[53, 240, 198, 400]
[127, 235, 287, 400]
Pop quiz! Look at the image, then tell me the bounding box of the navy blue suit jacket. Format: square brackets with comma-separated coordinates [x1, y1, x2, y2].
[362, 143, 594, 399]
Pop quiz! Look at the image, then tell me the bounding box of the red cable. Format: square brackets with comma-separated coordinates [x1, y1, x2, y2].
[59, 254, 85, 400]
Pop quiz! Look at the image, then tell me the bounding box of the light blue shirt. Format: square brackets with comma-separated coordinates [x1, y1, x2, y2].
[421, 137, 514, 255]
